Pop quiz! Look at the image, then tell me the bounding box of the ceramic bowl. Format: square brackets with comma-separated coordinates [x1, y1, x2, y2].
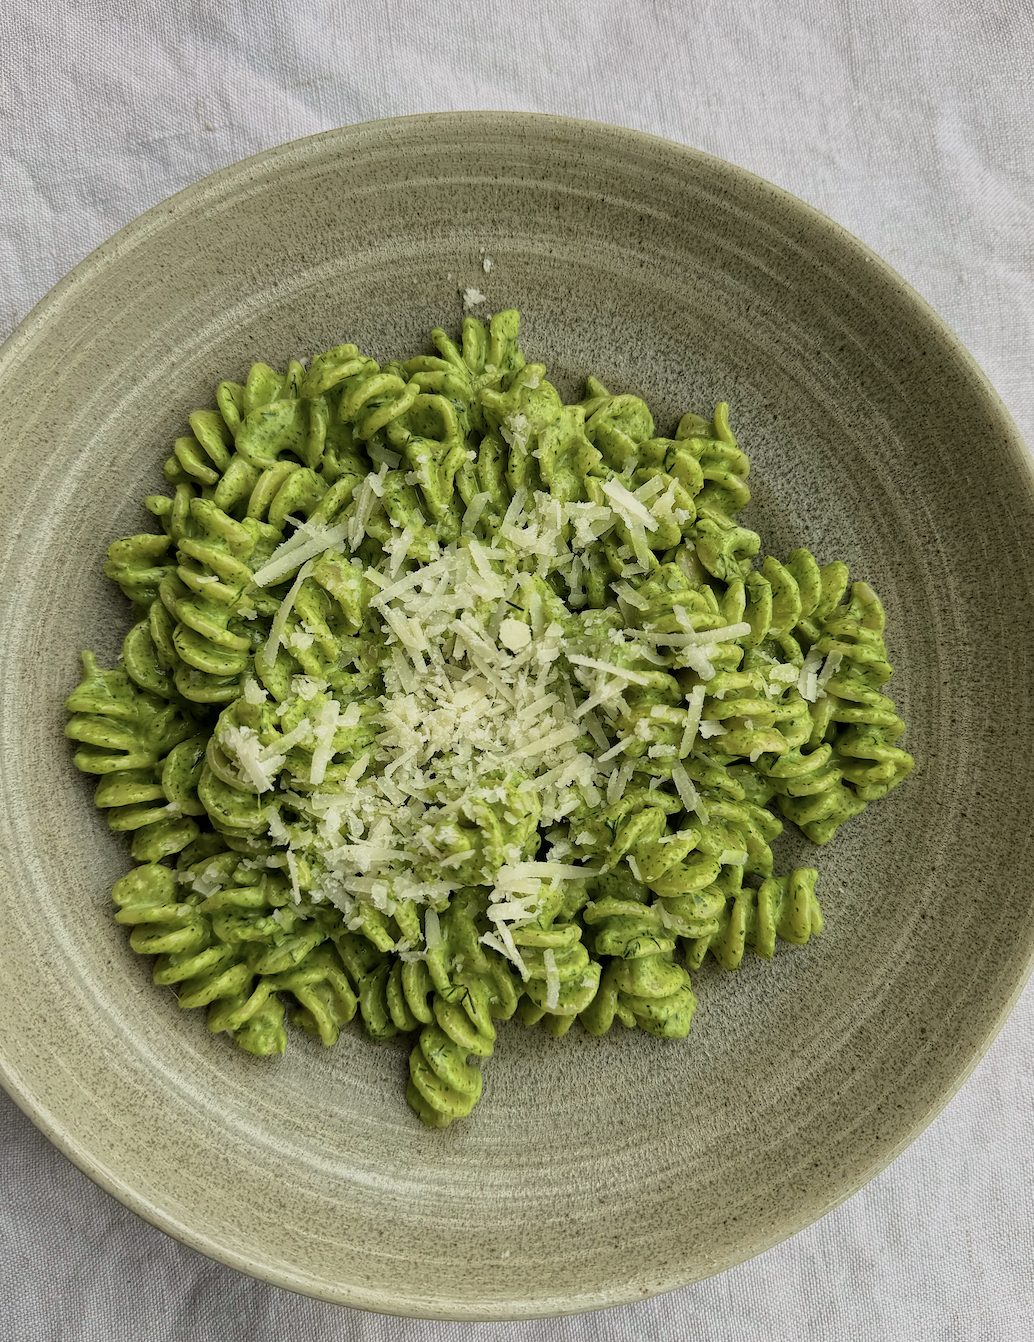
[1, 113, 1032, 1320]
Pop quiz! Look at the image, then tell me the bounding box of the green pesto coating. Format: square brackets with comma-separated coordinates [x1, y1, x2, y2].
[66, 312, 913, 1127]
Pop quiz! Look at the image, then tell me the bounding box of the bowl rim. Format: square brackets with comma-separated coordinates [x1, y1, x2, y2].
[2, 109, 1033, 1319]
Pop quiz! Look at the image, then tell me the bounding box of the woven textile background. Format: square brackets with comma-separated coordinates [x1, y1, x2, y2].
[2, 3, 1032, 1338]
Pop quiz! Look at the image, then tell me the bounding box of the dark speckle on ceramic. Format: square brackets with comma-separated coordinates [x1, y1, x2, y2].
[1, 113, 1032, 1321]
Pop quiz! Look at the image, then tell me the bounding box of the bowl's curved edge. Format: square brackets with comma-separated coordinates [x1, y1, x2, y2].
[1, 110, 1033, 1321]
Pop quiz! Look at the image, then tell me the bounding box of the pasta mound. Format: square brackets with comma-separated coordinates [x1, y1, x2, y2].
[66, 311, 913, 1127]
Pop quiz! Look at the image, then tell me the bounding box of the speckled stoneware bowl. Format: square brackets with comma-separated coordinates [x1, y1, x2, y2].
[1, 113, 1032, 1320]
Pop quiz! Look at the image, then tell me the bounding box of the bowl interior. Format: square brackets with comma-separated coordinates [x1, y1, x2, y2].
[1, 113, 1033, 1320]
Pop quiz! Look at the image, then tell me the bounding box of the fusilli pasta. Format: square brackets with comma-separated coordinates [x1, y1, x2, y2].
[67, 312, 913, 1126]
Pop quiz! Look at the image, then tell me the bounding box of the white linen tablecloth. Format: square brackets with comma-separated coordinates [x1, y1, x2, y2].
[2, 2, 1032, 1337]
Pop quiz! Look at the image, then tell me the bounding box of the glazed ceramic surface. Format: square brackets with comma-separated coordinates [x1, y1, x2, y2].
[1, 113, 1032, 1320]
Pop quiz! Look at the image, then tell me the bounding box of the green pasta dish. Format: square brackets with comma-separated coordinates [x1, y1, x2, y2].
[65, 311, 914, 1128]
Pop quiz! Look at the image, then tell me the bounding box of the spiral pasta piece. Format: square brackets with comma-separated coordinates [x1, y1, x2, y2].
[406, 1011, 491, 1130]
[110, 860, 282, 1054]
[171, 499, 278, 680]
[776, 582, 915, 841]
[65, 655, 201, 860]
[672, 402, 750, 517]
[579, 874, 696, 1039]
[407, 903, 501, 1126]
[685, 867, 823, 970]
[810, 583, 914, 797]
[104, 533, 177, 610]
[112, 862, 208, 960]
[511, 887, 600, 1038]
[93, 766, 201, 863]
[65, 653, 195, 772]
[268, 945, 358, 1046]
[332, 928, 402, 1040]
[688, 507, 761, 583]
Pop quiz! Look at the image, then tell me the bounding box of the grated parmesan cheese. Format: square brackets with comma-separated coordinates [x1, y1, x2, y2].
[671, 760, 710, 827]
[602, 478, 659, 531]
[309, 700, 340, 786]
[252, 522, 348, 588]
[797, 647, 825, 703]
[243, 678, 267, 706]
[462, 491, 491, 532]
[262, 560, 315, 664]
[543, 948, 560, 1009]
[499, 618, 532, 651]
[680, 684, 706, 757]
[817, 650, 843, 692]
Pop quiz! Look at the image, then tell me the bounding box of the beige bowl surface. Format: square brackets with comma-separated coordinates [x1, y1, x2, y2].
[1, 113, 1032, 1320]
